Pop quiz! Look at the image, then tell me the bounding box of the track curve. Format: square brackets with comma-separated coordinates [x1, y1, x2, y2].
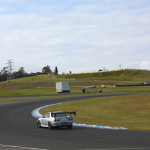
[0, 95, 150, 150]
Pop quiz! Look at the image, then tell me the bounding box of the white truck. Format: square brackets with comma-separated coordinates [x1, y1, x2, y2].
[56, 82, 70, 93]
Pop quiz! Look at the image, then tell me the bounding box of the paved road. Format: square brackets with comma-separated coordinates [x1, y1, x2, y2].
[0, 94, 150, 150]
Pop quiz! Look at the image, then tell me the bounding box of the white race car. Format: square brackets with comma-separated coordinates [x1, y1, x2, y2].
[37, 111, 76, 129]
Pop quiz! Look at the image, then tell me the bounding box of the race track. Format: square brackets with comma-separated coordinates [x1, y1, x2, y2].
[0, 94, 150, 150]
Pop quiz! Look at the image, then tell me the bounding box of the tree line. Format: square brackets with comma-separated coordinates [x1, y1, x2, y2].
[0, 65, 58, 82]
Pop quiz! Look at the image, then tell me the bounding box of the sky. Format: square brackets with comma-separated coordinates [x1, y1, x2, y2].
[0, 0, 150, 74]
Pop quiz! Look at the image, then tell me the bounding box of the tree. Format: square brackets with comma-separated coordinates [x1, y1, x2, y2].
[1, 67, 8, 81]
[18, 67, 26, 78]
[42, 65, 52, 74]
[54, 66, 58, 75]
[13, 71, 18, 79]
[99, 69, 102, 71]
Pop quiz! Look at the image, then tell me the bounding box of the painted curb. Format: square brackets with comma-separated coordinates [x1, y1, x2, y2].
[31, 102, 127, 130]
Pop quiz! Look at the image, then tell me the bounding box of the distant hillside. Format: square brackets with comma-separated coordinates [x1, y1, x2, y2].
[55, 70, 150, 82]
[0, 70, 150, 90]
[0, 76, 54, 89]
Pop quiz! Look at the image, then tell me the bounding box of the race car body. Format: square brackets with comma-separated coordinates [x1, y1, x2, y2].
[37, 111, 76, 129]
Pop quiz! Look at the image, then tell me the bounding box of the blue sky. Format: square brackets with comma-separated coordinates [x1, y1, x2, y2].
[0, 0, 150, 74]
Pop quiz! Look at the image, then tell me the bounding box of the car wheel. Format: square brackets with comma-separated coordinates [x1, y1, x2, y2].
[37, 121, 41, 128]
[67, 125, 72, 129]
[48, 122, 52, 130]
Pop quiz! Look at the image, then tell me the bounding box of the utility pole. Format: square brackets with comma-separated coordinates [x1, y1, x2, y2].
[119, 64, 121, 69]
[7, 59, 14, 80]
[103, 67, 106, 72]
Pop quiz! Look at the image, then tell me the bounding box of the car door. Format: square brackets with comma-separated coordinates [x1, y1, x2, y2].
[41, 113, 48, 126]
[43, 113, 49, 126]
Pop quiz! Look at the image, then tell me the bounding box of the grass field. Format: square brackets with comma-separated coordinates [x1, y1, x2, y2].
[0, 88, 82, 96]
[0, 86, 150, 96]
[0, 71, 149, 93]
[54, 70, 150, 82]
[39, 94, 150, 131]
[0, 76, 49, 84]
[0, 78, 143, 89]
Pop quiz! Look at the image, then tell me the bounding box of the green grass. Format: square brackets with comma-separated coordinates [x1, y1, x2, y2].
[0, 88, 91, 96]
[102, 87, 150, 92]
[0, 88, 56, 96]
[40, 94, 150, 131]
[0, 86, 150, 96]
[0, 80, 144, 90]
[55, 70, 150, 82]
[11, 76, 49, 82]
[0, 76, 49, 84]
[0, 75, 150, 96]
[0, 74, 147, 92]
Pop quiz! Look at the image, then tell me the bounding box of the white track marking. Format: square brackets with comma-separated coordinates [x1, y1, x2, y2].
[0, 144, 47, 150]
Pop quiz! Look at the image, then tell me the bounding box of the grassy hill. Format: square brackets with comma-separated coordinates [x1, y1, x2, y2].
[0, 70, 150, 90]
[55, 70, 150, 82]
[0, 70, 149, 96]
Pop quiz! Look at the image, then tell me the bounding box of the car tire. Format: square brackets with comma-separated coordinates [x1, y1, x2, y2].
[48, 122, 53, 130]
[67, 125, 72, 129]
[37, 121, 41, 128]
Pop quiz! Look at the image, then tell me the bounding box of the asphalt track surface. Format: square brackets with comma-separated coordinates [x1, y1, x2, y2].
[0, 94, 150, 150]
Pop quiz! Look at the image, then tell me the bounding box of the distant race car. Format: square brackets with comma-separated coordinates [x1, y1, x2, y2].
[37, 111, 76, 129]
